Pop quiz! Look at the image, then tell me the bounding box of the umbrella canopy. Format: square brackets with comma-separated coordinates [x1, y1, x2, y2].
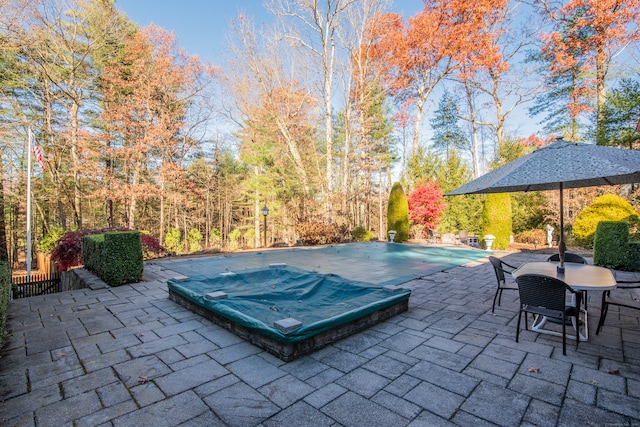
[446, 139, 640, 265]
[447, 140, 640, 195]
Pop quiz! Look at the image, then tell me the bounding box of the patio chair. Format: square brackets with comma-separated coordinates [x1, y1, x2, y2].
[515, 273, 581, 355]
[547, 252, 589, 308]
[546, 253, 587, 264]
[458, 230, 469, 245]
[489, 256, 519, 314]
[596, 281, 640, 335]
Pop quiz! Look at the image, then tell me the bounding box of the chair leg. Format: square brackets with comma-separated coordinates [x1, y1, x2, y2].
[575, 313, 580, 352]
[583, 290, 588, 309]
[575, 295, 581, 352]
[562, 314, 566, 356]
[516, 310, 522, 343]
[492, 289, 500, 313]
[596, 291, 609, 335]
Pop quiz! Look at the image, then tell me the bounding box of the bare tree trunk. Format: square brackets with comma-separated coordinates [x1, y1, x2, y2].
[70, 101, 82, 228]
[159, 180, 165, 244]
[463, 82, 481, 178]
[0, 155, 8, 261]
[595, 45, 607, 145]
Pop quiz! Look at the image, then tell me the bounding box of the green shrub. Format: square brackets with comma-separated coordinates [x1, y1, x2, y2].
[352, 226, 374, 242]
[106, 231, 143, 285]
[573, 194, 640, 248]
[82, 231, 143, 286]
[244, 228, 257, 248]
[187, 228, 203, 253]
[481, 193, 512, 250]
[210, 228, 222, 247]
[38, 226, 65, 254]
[228, 229, 242, 250]
[0, 261, 10, 349]
[165, 228, 182, 254]
[593, 221, 640, 271]
[387, 182, 410, 243]
[82, 234, 105, 273]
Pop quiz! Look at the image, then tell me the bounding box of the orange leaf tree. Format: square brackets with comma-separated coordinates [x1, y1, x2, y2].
[367, 0, 507, 158]
[539, 0, 640, 144]
[99, 24, 214, 236]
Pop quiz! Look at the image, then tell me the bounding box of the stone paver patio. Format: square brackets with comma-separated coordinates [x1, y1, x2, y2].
[1, 246, 639, 426]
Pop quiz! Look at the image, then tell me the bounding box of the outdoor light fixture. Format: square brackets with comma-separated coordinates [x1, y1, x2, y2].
[262, 205, 269, 247]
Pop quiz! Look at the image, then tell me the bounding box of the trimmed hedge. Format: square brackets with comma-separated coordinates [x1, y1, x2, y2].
[481, 193, 512, 250]
[0, 261, 10, 349]
[593, 221, 640, 271]
[82, 231, 143, 286]
[83, 234, 105, 272]
[387, 182, 410, 243]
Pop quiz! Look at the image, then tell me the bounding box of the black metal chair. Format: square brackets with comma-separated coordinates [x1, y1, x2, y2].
[596, 281, 640, 335]
[489, 256, 519, 313]
[546, 253, 587, 264]
[547, 253, 589, 308]
[515, 274, 581, 355]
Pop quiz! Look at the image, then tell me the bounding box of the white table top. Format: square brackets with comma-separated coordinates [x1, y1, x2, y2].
[512, 262, 617, 291]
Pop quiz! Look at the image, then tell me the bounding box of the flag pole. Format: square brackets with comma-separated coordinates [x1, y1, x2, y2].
[26, 128, 33, 283]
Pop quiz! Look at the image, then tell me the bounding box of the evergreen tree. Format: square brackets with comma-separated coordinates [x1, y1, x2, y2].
[387, 182, 409, 242]
[481, 193, 512, 250]
[438, 151, 482, 234]
[430, 90, 468, 156]
[529, 60, 585, 140]
[596, 79, 640, 148]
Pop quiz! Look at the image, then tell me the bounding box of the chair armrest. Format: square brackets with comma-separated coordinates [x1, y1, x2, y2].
[500, 261, 518, 272]
[615, 281, 640, 289]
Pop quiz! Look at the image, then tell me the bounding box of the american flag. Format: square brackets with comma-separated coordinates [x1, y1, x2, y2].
[32, 136, 46, 171]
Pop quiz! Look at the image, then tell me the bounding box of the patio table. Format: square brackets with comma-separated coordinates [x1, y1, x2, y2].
[512, 261, 616, 341]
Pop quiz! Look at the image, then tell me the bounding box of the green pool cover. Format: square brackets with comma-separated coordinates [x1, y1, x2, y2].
[167, 266, 411, 344]
[160, 241, 488, 286]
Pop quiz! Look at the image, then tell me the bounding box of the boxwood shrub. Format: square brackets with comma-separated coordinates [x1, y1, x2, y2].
[82, 234, 104, 273]
[0, 261, 10, 349]
[593, 221, 640, 271]
[82, 231, 143, 286]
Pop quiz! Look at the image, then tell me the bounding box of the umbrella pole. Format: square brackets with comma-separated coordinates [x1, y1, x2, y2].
[559, 182, 566, 270]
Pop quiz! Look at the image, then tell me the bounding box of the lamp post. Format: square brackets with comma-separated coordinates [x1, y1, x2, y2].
[261, 205, 269, 248]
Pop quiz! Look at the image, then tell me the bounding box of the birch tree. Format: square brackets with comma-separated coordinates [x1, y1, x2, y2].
[267, 0, 356, 217]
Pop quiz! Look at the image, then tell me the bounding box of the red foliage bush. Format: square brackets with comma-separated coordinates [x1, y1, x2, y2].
[51, 227, 165, 272]
[408, 181, 447, 230]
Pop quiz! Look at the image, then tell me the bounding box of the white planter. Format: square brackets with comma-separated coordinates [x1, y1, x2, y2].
[483, 234, 496, 251]
[388, 230, 397, 242]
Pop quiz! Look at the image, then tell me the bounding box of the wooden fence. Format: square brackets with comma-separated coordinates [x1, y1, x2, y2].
[11, 253, 62, 299]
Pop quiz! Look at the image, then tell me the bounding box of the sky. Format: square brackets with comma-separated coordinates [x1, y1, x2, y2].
[115, 0, 424, 64]
[113, 0, 539, 161]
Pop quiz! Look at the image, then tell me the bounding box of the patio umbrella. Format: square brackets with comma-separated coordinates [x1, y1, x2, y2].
[446, 138, 640, 268]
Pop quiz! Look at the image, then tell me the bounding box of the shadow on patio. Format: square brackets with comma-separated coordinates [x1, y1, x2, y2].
[1, 245, 639, 426]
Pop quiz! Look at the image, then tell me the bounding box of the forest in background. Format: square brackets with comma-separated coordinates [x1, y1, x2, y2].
[1, 0, 639, 264]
